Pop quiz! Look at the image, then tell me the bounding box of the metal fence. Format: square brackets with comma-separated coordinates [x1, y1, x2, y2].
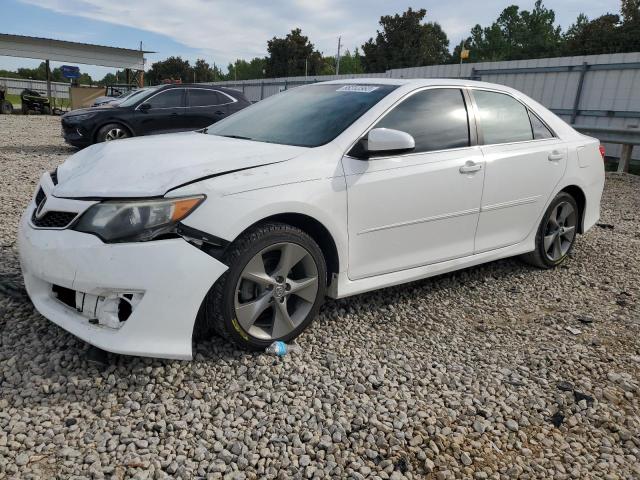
[206, 52, 640, 161]
[0, 76, 71, 99]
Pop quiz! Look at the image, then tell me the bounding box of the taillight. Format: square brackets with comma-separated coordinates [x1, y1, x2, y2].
[599, 145, 606, 159]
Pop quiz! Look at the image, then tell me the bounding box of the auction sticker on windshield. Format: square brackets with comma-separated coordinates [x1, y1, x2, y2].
[336, 85, 380, 93]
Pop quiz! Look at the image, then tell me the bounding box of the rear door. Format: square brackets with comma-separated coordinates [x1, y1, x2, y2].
[135, 88, 186, 135]
[471, 89, 567, 252]
[185, 88, 233, 129]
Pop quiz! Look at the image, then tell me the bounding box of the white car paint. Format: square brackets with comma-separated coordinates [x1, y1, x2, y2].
[19, 78, 605, 359]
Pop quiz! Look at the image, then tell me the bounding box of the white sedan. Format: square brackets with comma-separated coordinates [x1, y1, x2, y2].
[19, 79, 605, 359]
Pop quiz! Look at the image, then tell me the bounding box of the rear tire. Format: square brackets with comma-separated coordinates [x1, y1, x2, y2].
[196, 222, 327, 350]
[42, 105, 51, 115]
[97, 123, 130, 143]
[521, 192, 579, 269]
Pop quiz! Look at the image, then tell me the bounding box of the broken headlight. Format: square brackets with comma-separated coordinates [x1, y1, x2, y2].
[74, 196, 205, 243]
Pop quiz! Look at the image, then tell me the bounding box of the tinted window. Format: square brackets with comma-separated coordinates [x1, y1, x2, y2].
[144, 89, 184, 109]
[207, 84, 397, 147]
[374, 88, 470, 153]
[528, 110, 554, 139]
[189, 89, 226, 107]
[474, 90, 533, 144]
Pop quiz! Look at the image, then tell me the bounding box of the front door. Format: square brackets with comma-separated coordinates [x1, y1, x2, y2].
[135, 88, 186, 135]
[343, 87, 485, 280]
[470, 89, 567, 252]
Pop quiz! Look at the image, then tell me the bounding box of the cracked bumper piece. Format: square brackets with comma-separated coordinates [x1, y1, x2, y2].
[18, 209, 228, 360]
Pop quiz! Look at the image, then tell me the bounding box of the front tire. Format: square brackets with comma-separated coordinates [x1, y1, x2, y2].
[198, 222, 327, 350]
[96, 123, 130, 143]
[521, 192, 579, 269]
[0, 100, 12, 114]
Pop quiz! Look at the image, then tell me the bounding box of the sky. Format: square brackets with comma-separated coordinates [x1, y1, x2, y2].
[1, 0, 622, 80]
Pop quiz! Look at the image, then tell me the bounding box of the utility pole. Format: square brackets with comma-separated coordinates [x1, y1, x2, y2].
[336, 36, 342, 76]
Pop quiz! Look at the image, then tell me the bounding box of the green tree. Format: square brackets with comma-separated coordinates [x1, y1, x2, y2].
[265, 28, 323, 77]
[319, 49, 364, 75]
[562, 13, 621, 55]
[361, 8, 450, 73]
[146, 56, 192, 84]
[227, 57, 267, 80]
[457, 1, 562, 62]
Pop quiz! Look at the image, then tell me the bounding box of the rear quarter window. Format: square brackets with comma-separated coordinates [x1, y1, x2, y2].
[473, 90, 534, 144]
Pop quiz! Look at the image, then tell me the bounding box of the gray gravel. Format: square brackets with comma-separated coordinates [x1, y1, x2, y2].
[1, 115, 639, 479]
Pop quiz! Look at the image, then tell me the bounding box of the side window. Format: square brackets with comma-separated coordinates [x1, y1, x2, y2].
[374, 88, 470, 153]
[144, 89, 184, 108]
[528, 110, 554, 139]
[473, 90, 533, 144]
[188, 89, 226, 107]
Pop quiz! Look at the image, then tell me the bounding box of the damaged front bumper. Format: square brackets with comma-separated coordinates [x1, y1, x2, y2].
[18, 202, 228, 360]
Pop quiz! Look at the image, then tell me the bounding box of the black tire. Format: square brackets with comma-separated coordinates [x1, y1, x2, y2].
[521, 192, 579, 269]
[196, 222, 327, 350]
[96, 123, 130, 143]
[21, 104, 28, 114]
[0, 100, 12, 114]
[42, 105, 51, 115]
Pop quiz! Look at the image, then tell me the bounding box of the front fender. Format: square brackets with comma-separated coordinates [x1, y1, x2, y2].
[176, 176, 349, 273]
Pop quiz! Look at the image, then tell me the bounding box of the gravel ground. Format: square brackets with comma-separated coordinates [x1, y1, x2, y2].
[0, 115, 639, 479]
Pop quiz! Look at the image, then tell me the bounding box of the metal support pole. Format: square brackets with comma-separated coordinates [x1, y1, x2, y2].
[618, 144, 633, 173]
[45, 59, 52, 114]
[571, 62, 589, 124]
[260, 81, 264, 100]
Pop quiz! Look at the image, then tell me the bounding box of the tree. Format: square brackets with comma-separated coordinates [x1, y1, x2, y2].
[458, 1, 562, 62]
[265, 28, 323, 77]
[146, 56, 192, 84]
[563, 13, 621, 55]
[361, 8, 450, 73]
[227, 58, 267, 80]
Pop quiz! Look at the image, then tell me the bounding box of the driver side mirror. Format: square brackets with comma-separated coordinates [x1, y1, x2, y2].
[139, 103, 151, 112]
[349, 128, 415, 159]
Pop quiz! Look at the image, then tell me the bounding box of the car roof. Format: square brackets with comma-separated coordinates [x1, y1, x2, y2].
[157, 83, 244, 96]
[318, 77, 520, 94]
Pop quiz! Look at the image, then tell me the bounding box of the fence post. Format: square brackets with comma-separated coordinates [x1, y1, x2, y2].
[617, 144, 633, 173]
[571, 62, 589, 124]
[260, 81, 264, 100]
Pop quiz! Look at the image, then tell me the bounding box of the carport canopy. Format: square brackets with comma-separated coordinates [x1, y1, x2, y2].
[0, 33, 151, 70]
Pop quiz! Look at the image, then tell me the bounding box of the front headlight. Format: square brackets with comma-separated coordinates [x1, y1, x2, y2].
[66, 112, 96, 122]
[74, 196, 205, 243]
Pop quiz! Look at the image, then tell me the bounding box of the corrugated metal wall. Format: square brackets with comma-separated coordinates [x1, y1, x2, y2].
[207, 52, 640, 160]
[0, 77, 70, 99]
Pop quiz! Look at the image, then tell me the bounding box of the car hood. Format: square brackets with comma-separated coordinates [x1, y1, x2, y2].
[54, 132, 308, 198]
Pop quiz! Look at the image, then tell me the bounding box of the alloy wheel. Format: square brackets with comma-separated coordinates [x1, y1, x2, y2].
[105, 128, 128, 141]
[234, 242, 319, 340]
[543, 201, 576, 262]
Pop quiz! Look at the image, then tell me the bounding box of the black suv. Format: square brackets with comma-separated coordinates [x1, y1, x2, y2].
[61, 84, 251, 147]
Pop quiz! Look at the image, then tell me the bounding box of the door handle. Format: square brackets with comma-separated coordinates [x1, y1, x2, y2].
[459, 161, 482, 174]
[214, 110, 225, 115]
[548, 151, 564, 161]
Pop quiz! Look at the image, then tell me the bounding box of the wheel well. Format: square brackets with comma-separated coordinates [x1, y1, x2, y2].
[560, 185, 586, 233]
[250, 213, 340, 284]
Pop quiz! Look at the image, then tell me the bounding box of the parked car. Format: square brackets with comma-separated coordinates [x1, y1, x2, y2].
[92, 89, 138, 107]
[20, 79, 605, 359]
[61, 83, 250, 147]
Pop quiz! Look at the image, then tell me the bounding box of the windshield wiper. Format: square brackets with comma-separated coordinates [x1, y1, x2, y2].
[220, 134, 254, 140]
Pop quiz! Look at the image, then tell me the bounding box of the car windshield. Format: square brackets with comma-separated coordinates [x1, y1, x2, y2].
[118, 86, 161, 107]
[206, 83, 398, 147]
